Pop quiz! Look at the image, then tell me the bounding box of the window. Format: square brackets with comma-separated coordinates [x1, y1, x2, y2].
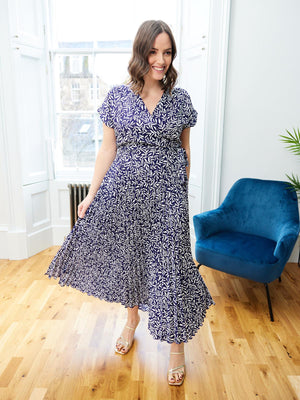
[52, 51, 131, 173]
[70, 55, 81, 74]
[71, 82, 80, 102]
[90, 81, 99, 101]
[49, 0, 177, 177]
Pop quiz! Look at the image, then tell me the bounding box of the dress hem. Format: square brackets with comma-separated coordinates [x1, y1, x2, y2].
[45, 271, 215, 344]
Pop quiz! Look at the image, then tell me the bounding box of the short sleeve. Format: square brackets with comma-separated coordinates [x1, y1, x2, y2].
[181, 89, 198, 129]
[97, 87, 115, 128]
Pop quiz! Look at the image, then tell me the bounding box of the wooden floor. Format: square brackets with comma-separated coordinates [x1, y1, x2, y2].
[0, 247, 299, 400]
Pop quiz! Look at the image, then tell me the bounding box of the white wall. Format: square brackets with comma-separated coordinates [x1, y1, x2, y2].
[220, 0, 300, 262]
[221, 0, 300, 198]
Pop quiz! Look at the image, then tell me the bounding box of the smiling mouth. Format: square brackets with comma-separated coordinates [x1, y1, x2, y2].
[152, 66, 165, 71]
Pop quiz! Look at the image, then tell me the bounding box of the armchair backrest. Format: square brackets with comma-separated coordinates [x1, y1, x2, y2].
[221, 178, 299, 241]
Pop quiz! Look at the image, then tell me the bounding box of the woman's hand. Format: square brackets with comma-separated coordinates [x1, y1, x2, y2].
[78, 194, 94, 219]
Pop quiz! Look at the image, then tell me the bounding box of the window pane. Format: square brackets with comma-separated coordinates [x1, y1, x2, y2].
[95, 40, 132, 50]
[52, 0, 177, 44]
[58, 114, 98, 168]
[95, 53, 131, 89]
[56, 55, 94, 111]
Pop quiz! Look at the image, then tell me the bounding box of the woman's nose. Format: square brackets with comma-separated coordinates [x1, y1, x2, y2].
[156, 52, 164, 64]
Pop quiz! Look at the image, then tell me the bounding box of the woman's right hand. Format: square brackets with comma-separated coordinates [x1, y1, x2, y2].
[78, 194, 94, 219]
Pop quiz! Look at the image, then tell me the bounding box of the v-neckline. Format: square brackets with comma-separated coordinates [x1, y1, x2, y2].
[137, 90, 165, 117]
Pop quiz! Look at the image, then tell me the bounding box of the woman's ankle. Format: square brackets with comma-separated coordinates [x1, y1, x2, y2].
[170, 342, 184, 353]
[127, 306, 140, 325]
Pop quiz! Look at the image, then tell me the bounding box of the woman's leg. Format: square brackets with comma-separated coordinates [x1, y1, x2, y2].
[115, 305, 140, 354]
[127, 305, 139, 325]
[168, 342, 185, 385]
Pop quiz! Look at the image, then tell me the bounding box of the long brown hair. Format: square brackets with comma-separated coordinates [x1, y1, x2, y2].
[128, 20, 177, 94]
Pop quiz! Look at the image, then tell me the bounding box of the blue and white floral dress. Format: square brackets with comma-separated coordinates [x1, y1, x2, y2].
[46, 85, 214, 343]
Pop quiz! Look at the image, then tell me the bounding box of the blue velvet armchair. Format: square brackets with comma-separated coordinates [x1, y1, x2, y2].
[193, 178, 299, 321]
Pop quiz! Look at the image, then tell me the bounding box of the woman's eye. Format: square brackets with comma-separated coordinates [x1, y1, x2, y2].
[165, 51, 172, 56]
[149, 50, 156, 55]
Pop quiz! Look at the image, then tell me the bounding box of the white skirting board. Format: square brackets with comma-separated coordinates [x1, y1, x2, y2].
[0, 226, 52, 260]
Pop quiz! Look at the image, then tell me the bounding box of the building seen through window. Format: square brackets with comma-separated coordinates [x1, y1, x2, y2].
[53, 40, 131, 171]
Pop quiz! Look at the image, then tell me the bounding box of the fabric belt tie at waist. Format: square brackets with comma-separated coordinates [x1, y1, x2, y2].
[117, 141, 188, 184]
[117, 140, 182, 150]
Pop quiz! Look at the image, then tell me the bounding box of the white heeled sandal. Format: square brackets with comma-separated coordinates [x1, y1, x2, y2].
[168, 351, 185, 386]
[115, 318, 140, 355]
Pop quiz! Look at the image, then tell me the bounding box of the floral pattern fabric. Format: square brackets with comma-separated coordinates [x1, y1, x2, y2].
[46, 85, 214, 343]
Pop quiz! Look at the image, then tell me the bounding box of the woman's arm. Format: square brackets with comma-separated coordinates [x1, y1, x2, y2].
[180, 127, 191, 179]
[78, 123, 117, 218]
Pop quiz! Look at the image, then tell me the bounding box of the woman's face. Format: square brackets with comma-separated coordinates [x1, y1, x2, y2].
[145, 32, 172, 83]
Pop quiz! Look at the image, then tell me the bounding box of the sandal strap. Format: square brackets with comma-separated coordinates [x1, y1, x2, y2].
[116, 324, 138, 347]
[168, 364, 185, 374]
[125, 325, 135, 331]
[170, 352, 184, 355]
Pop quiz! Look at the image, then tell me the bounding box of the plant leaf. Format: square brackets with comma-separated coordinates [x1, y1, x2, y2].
[279, 127, 300, 157]
[286, 173, 300, 194]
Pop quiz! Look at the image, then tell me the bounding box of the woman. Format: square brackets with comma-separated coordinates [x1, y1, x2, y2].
[46, 20, 214, 386]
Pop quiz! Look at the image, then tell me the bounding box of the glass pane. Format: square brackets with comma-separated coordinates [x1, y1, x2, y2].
[58, 114, 98, 168]
[55, 55, 94, 111]
[52, 0, 177, 44]
[95, 53, 131, 91]
[95, 40, 132, 50]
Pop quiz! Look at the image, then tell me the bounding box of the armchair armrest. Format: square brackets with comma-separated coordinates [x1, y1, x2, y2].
[193, 207, 233, 240]
[274, 223, 300, 260]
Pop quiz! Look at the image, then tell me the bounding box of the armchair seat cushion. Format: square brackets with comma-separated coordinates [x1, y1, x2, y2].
[195, 231, 282, 283]
[198, 231, 278, 265]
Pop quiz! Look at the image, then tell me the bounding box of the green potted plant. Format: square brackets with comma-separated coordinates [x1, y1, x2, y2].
[280, 127, 300, 196]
